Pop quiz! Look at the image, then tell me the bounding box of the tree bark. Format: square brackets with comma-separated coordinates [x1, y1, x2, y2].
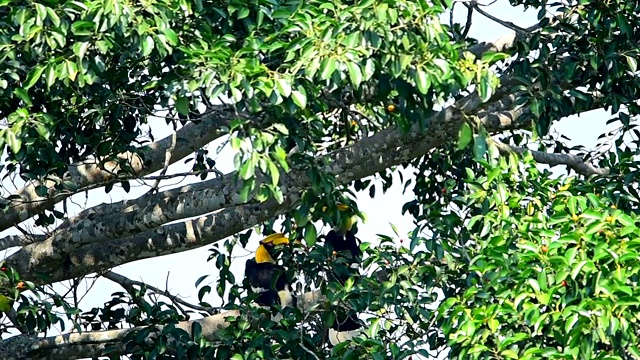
[0, 291, 324, 360]
[0, 106, 239, 232]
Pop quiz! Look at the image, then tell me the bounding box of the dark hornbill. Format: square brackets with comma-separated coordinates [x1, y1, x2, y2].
[322, 204, 365, 346]
[244, 233, 297, 308]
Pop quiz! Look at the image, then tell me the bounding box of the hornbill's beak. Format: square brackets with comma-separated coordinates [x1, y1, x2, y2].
[260, 233, 290, 246]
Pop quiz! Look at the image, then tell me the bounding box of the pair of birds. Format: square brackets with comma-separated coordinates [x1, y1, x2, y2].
[244, 222, 363, 346]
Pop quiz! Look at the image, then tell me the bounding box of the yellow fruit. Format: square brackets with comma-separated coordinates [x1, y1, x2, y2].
[571, 214, 579, 221]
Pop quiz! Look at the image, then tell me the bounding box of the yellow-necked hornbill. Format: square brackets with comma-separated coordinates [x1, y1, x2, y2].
[244, 233, 297, 309]
[321, 204, 365, 346]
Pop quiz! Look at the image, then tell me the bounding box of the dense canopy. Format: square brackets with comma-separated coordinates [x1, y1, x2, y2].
[1, 0, 640, 359]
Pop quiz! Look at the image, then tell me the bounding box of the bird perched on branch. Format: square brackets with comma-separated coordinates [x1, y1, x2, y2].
[321, 204, 365, 346]
[244, 233, 297, 309]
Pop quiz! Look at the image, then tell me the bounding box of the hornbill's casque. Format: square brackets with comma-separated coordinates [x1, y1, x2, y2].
[244, 233, 297, 308]
[322, 204, 365, 346]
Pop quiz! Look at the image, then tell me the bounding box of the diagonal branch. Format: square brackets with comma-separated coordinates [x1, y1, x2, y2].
[102, 271, 220, 315]
[0, 105, 242, 232]
[0, 27, 529, 234]
[8, 82, 516, 282]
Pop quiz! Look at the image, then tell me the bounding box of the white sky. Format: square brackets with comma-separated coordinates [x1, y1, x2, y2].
[0, 1, 615, 358]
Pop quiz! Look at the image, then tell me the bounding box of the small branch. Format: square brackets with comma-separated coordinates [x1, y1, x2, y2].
[147, 127, 178, 195]
[0, 234, 46, 251]
[102, 271, 220, 315]
[466, 1, 527, 34]
[493, 141, 609, 177]
[461, 2, 473, 39]
[140, 168, 224, 181]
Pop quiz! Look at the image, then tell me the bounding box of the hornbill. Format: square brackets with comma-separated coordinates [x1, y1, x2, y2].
[244, 233, 297, 308]
[322, 204, 365, 346]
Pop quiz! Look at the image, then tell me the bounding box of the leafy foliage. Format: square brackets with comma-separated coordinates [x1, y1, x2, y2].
[2, 0, 640, 359]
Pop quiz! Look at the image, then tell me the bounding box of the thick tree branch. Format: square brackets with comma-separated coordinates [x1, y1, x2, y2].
[0, 25, 527, 235]
[0, 106, 240, 232]
[8, 75, 614, 284]
[0, 291, 323, 360]
[8, 83, 512, 282]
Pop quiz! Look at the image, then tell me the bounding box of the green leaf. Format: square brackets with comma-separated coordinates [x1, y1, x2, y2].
[192, 321, 202, 341]
[141, 35, 154, 57]
[35, 185, 48, 197]
[473, 134, 487, 160]
[267, 159, 279, 186]
[363, 58, 376, 81]
[571, 260, 591, 280]
[346, 62, 363, 87]
[72, 42, 90, 60]
[414, 69, 429, 94]
[319, 57, 337, 80]
[617, 14, 631, 37]
[272, 145, 289, 172]
[23, 66, 45, 89]
[275, 78, 292, 97]
[0, 295, 11, 312]
[230, 87, 243, 102]
[35, 3, 47, 20]
[6, 131, 21, 155]
[195, 275, 209, 288]
[304, 224, 317, 247]
[477, 76, 493, 102]
[162, 28, 179, 46]
[272, 123, 289, 135]
[45, 7, 61, 27]
[71, 21, 95, 36]
[624, 55, 638, 73]
[457, 122, 473, 150]
[237, 7, 250, 19]
[175, 96, 189, 116]
[291, 88, 307, 109]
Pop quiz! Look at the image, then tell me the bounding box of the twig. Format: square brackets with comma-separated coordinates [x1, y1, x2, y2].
[460, 2, 474, 39]
[492, 140, 609, 177]
[102, 271, 219, 315]
[466, 1, 527, 34]
[147, 125, 178, 195]
[140, 168, 224, 181]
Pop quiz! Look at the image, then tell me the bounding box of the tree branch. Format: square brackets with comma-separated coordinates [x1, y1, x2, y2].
[0, 234, 46, 251]
[102, 271, 220, 315]
[493, 141, 609, 177]
[0, 21, 535, 234]
[6, 81, 513, 282]
[0, 105, 240, 232]
[0, 290, 324, 360]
